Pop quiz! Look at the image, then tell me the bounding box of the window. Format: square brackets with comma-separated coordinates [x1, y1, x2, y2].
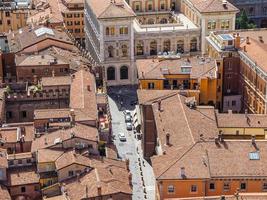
[0, 20, 2, 25]
[18, 159, 22, 164]
[5, 12, 10, 17]
[236, 130, 239, 135]
[209, 182, 215, 190]
[21, 187, 26, 193]
[190, 38, 197, 52]
[67, 21, 73, 26]
[121, 45, 128, 57]
[6, 111, 12, 119]
[108, 46, 114, 58]
[160, 2, 165, 10]
[148, 3, 153, 11]
[7, 20, 11, 26]
[135, 4, 140, 11]
[8, 160, 14, 166]
[232, 100, 236, 106]
[27, 159, 31, 163]
[34, 185, 39, 191]
[240, 182, 246, 190]
[223, 182, 230, 191]
[208, 21, 216, 30]
[110, 27, 115, 35]
[21, 111, 27, 118]
[120, 66, 128, 80]
[168, 185, 175, 193]
[107, 67, 115, 80]
[119, 26, 128, 35]
[106, 27, 110, 35]
[68, 170, 74, 177]
[75, 29, 80, 33]
[32, 69, 35, 74]
[263, 182, 267, 191]
[191, 185, 197, 192]
[148, 82, 155, 89]
[136, 41, 144, 55]
[74, 21, 80, 25]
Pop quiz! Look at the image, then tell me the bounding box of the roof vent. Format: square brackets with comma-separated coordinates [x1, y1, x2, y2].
[259, 36, 264, 43]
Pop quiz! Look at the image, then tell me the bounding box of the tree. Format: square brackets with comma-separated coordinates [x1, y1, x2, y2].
[236, 10, 257, 29]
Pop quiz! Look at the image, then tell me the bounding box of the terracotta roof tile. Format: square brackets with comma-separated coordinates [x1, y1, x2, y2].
[7, 166, 39, 186]
[0, 184, 11, 200]
[188, 0, 238, 13]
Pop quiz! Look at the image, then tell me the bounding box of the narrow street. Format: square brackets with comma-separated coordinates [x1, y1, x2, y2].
[108, 86, 156, 200]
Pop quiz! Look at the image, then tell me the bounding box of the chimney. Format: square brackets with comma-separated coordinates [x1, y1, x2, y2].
[158, 100, 161, 111]
[259, 36, 264, 43]
[70, 109, 75, 127]
[246, 36, 250, 44]
[97, 186, 102, 196]
[234, 33, 240, 49]
[243, 45, 247, 52]
[218, 130, 224, 143]
[166, 133, 170, 145]
[87, 85, 91, 91]
[180, 167, 186, 179]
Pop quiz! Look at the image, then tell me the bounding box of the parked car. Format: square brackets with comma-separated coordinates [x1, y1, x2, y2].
[118, 132, 126, 142]
[126, 122, 132, 130]
[124, 111, 132, 122]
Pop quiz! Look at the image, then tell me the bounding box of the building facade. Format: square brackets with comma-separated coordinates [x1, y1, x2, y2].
[85, 0, 238, 86]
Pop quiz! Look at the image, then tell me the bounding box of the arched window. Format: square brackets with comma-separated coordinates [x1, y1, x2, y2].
[148, 18, 155, 24]
[160, 18, 168, 24]
[120, 66, 128, 80]
[177, 40, 184, 53]
[136, 41, 144, 55]
[108, 46, 114, 58]
[163, 39, 170, 52]
[107, 66, 115, 80]
[106, 27, 110, 35]
[150, 40, 157, 55]
[121, 45, 128, 57]
[190, 37, 197, 52]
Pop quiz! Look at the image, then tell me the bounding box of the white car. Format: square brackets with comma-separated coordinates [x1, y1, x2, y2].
[126, 122, 132, 130]
[118, 132, 127, 142]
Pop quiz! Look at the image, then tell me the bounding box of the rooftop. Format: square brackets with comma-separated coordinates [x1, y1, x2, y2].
[152, 140, 267, 180]
[86, 0, 135, 19]
[0, 184, 11, 200]
[31, 123, 98, 152]
[41, 76, 71, 87]
[34, 108, 71, 120]
[7, 166, 39, 186]
[7, 26, 73, 53]
[188, 0, 238, 13]
[62, 158, 132, 199]
[70, 69, 97, 121]
[16, 54, 68, 66]
[136, 56, 216, 80]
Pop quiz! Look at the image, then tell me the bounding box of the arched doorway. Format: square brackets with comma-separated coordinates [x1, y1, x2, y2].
[107, 66, 115, 80]
[190, 38, 197, 52]
[136, 41, 144, 55]
[120, 66, 128, 80]
[163, 39, 171, 52]
[150, 40, 157, 55]
[177, 40, 184, 53]
[108, 46, 114, 57]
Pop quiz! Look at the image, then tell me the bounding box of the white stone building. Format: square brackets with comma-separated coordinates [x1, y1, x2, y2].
[85, 0, 238, 86]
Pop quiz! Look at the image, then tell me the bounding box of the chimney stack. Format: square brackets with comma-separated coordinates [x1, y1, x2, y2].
[234, 33, 240, 49]
[97, 185, 102, 196]
[128, 173, 133, 187]
[180, 167, 186, 179]
[70, 109, 75, 127]
[246, 36, 250, 44]
[158, 100, 162, 111]
[126, 159, 130, 171]
[166, 133, 170, 145]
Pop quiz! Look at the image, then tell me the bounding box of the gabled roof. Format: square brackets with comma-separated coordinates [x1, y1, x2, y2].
[86, 0, 135, 19]
[188, 0, 239, 13]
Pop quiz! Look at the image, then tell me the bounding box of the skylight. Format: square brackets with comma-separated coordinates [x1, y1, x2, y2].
[249, 152, 260, 160]
[34, 27, 55, 37]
